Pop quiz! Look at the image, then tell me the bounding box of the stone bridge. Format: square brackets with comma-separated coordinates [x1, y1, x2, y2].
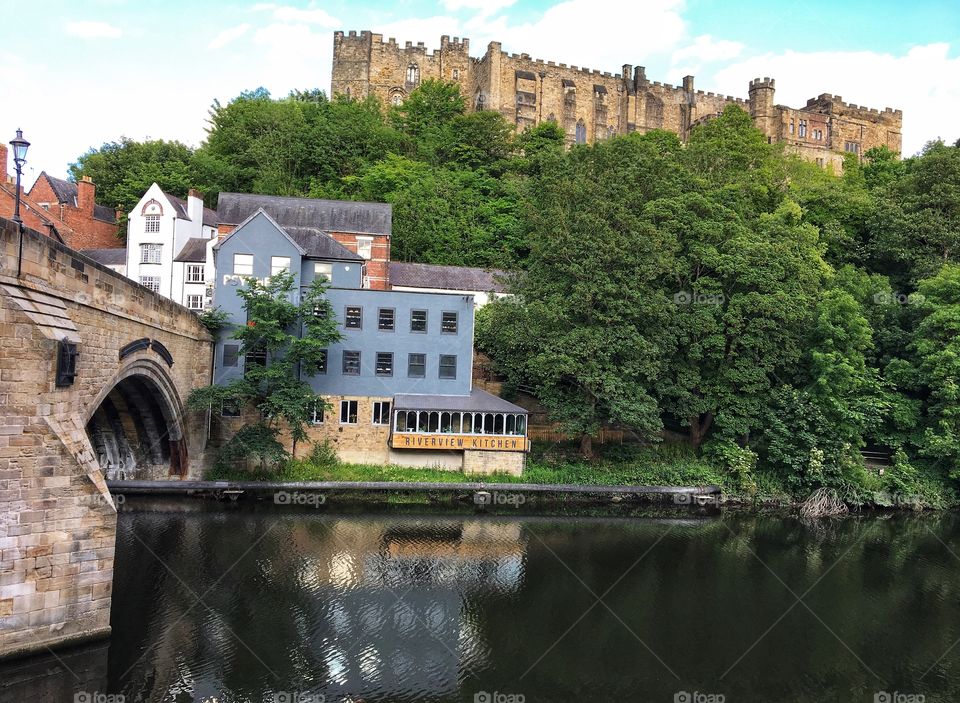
[0, 217, 212, 658]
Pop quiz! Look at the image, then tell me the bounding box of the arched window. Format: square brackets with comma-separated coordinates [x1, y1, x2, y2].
[476, 93, 486, 111]
[575, 120, 587, 145]
[391, 92, 404, 106]
[406, 63, 420, 85]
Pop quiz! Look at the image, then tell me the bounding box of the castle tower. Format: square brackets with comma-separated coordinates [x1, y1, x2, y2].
[332, 30, 374, 99]
[748, 77, 777, 141]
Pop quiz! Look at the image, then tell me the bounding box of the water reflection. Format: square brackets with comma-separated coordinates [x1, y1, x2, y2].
[8, 502, 960, 702]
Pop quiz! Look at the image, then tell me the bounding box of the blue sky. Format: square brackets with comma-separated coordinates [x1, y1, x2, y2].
[1, 0, 958, 185]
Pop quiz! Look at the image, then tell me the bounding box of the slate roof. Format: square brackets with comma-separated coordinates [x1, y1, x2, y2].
[36, 173, 117, 223]
[389, 262, 509, 293]
[164, 192, 219, 227]
[174, 238, 210, 263]
[80, 248, 126, 266]
[217, 192, 392, 236]
[283, 227, 363, 261]
[394, 389, 528, 414]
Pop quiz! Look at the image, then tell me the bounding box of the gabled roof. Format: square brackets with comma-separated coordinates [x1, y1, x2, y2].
[80, 248, 126, 266]
[163, 191, 219, 227]
[32, 172, 117, 223]
[217, 192, 392, 236]
[389, 262, 509, 293]
[284, 226, 363, 261]
[174, 238, 211, 263]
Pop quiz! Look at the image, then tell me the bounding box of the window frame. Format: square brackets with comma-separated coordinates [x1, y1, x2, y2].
[186, 294, 204, 310]
[439, 354, 457, 380]
[342, 350, 361, 376]
[314, 262, 333, 282]
[340, 399, 358, 425]
[441, 311, 458, 335]
[310, 401, 325, 425]
[378, 307, 395, 332]
[407, 353, 426, 378]
[233, 253, 254, 276]
[144, 214, 161, 234]
[375, 352, 394, 377]
[410, 309, 428, 333]
[344, 306, 363, 330]
[185, 264, 205, 283]
[270, 256, 291, 277]
[222, 344, 240, 368]
[372, 401, 391, 425]
[139, 243, 162, 264]
[139, 275, 161, 293]
[356, 236, 373, 260]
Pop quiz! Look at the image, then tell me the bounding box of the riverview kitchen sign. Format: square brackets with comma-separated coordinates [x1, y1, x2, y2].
[391, 434, 529, 452]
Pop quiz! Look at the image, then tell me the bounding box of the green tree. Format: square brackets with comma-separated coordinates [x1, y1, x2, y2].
[187, 272, 342, 470]
[390, 79, 466, 144]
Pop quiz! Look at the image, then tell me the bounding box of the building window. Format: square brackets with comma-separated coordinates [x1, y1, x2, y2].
[221, 400, 240, 418]
[476, 94, 486, 110]
[391, 92, 404, 106]
[441, 311, 458, 335]
[222, 344, 240, 367]
[439, 354, 457, 379]
[406, 63, 420, 85]
[233, 253, 253, 276]
[245, 347, 267, 372]
[789, 119, 795, 134]
[340, 400, 358, 424]
[271, 256, 291, 276]
[345, 306, 362, 329]
[317, 349, 328, 374]
[356, 236, 373, 260]
[813, 129, 823, 141]
[140, 243, 162, 264]
[408, 353, 426, 378]
[452, 68, 460, 80]
[376, 352, 393, 377]
[799, 120, 807, 138]
[186, 295, 204, 310]
[310, 401, 324, 424]
[342, 350, 361, 375]
[845, 141, 861, 154]
[315, 262, 332, 282]
[372, 401, 391, 425]
[139, 276, 161, 293]
[378, 308, 395, 331]
[186, 264, 204, 283]
[410, 309, 427, 333]
[575, 120, 587, 145]
[144, 215, 161, 233]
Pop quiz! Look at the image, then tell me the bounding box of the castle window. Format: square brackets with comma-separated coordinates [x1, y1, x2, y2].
[789, 120, 795, 134]
[476, 94, 485, 110]
[391, 91, 404, 106]
[799, 120, 807, 138]
[845, 141, 860, 154]
[575, 120, 587, 145]
[452, 68, 460, 79]
[406, 63, 420, 86]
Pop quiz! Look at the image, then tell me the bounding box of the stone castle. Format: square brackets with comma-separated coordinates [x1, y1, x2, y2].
[332, 30, 903, 170]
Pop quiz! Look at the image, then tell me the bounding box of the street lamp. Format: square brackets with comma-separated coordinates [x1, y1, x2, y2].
[9, 128, 30, 277]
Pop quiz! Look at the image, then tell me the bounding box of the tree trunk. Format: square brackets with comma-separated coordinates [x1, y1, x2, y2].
[689, 412, 715, 449]
[580, 433, 594, 459]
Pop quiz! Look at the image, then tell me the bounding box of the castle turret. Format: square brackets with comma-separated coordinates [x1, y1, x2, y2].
[332, 30, 374, 99]
[748, 77, 777, 140]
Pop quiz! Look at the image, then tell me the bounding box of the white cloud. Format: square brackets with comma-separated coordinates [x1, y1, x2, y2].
[65, 21, 122, 39]
[251, 3, 340, 27]
[712, 43, 960, 156]
[208, 23, 251, 50]
[671, 34, 743, 75]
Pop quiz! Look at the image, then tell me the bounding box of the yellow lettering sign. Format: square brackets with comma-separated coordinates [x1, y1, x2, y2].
[390, 434, 528, 452]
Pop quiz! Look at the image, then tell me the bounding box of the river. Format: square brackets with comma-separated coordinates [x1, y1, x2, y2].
[4, 498, 960, 702]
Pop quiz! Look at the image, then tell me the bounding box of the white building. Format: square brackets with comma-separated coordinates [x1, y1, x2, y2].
[125, 183, 218, 309]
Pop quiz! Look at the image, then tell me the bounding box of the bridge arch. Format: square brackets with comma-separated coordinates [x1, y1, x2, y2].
[84, 356, 190, 479]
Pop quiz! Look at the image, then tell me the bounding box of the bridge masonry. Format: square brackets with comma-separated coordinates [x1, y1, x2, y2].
[0, 217, 213, 658]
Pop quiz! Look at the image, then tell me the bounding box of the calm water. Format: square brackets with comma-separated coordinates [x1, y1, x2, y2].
[5, 499, 960, 702]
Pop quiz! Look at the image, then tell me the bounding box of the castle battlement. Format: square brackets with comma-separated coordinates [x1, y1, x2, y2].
[332, 30, 902, 164]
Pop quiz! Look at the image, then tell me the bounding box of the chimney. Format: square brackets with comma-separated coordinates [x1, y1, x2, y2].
[187, 188, 204, 235]
[78, 176, 96, 215]
[0, 144, 8, 183]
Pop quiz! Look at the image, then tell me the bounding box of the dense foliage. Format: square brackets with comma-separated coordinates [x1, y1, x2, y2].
[73, 82, 960, 500]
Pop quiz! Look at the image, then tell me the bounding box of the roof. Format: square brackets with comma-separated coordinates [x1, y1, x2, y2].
[389, 262, 509, 293]
[80, 247, 126, 266]
[284, 227, 363, 261]
[163, 191, 219, 227]
[34, 173, 117, 223]
[174, 238, 210, 263]
[217, 192, 392, 236]
[393, 389, 528, 414]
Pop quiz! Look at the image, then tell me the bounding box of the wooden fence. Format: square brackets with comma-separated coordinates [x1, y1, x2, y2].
[527, 427, 629, 445]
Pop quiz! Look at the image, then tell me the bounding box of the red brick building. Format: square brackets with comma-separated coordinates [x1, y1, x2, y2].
[0, 144, 121, 250]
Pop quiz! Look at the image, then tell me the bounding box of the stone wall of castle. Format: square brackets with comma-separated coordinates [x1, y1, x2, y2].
[333, 31, 904, 168]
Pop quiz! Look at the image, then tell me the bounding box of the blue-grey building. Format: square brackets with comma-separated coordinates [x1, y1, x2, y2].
[212, 207, 527, 473]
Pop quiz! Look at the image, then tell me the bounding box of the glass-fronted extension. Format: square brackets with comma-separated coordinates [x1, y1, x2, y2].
[394, 411, 527, 436]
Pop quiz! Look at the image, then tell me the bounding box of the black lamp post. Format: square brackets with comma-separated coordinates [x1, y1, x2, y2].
[9, 128, 30, 277]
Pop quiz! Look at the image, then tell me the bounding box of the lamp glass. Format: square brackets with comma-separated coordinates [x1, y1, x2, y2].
[10, 129, 30, 163]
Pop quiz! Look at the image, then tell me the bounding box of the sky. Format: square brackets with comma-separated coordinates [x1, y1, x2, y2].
[1, 0, 958, 186]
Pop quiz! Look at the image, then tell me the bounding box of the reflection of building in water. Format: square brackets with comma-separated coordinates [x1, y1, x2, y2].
[300, 518, 526, 700]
